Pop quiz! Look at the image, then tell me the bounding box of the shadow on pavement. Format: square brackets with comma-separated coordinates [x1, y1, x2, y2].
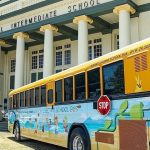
[8, 137, 68, 150]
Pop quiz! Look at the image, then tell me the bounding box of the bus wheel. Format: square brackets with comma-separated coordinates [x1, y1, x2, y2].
[69, 128, 90, 150]
[14, 122, 21, 141]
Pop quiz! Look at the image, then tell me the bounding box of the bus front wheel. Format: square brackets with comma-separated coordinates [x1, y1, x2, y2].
[14, 122, 21, 141]
[69, 128, 90, 150]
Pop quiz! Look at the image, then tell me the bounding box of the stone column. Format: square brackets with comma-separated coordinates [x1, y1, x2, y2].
[73, 15, 93, 64]
[13, 32, 29, 89]
[40, 24, 58, 78]
[113, 4, 136, 48]
[0, 40, 5, 74]
[0, 40, 5, 110]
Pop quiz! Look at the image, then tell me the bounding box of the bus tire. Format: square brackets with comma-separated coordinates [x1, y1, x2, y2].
[14, 122, 21, 141]
[69, 128, 90, 150]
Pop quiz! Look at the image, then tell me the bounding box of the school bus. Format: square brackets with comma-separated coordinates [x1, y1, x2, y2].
[8, 38, 150, 150]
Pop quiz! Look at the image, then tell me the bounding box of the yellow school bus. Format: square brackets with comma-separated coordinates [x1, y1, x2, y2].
[8, 38, 150, 150]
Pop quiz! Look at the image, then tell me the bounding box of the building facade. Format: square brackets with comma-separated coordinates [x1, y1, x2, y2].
[0, 0, 150, 110]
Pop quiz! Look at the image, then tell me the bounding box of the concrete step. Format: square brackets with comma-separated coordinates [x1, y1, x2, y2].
[0, 121, 8, 131]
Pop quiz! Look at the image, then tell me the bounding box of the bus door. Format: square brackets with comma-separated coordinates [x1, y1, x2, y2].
[46, 81, 65, 146]
[45, 81, 56, 139]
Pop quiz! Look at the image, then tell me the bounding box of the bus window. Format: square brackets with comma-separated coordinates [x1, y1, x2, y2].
[103, 60, 125, 97]
[75, 73, 85, 100]
[64, 76, 73, 101]
[13, 95, 16, 108]
[20, 92, 24, 107]
[30, 89, 35, 106]
[48, 89, 53, 104]
[35, 87, 40, 105]
[55, 80, 62, 103]
[16, 94, 20, 108]
[41, 85, 46, 105]
[25, 91, 29, 107]
[9, 97, 12, 110]
[87, 68, 100, 99]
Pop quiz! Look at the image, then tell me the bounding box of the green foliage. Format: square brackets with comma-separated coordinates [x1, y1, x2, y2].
[100, 101, 145, 132]
[119, 100, 128, 114]
[130, 102, 144, 120]
[104, 119, 112, 129]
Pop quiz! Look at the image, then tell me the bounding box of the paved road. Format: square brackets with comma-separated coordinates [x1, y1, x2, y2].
[0, 132, 67, 150]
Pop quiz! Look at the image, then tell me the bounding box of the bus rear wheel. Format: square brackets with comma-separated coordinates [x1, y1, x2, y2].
[14, 122, 21, 141]
[69, 128, 90, 150]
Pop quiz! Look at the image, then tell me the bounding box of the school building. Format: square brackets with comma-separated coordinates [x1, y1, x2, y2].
[0, 0, 150, 110]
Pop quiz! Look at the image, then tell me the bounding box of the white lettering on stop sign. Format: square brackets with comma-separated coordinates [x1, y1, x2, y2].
[99, 102, 109, 109]
[97, 95, 111, 115]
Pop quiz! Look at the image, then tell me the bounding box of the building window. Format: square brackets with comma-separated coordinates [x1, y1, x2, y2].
[31, 72, 43, 83]
[31, 73, 36, 83]
[56, 46, 62, 66]
[32, 55, 38, 69]
[56, 69, 62, 73]
[55, 68, 69, 73]
[31, 50, 44, 83]
[94, 44, 102, 58]
[64, 50, 71, 65]
[56, 51, 62, 66]
[88, 46, 92, 60]
[56, 46, 62, 50]
[117, 35, 119, 49]
[10, 59, 16, 72]
[38, 72, 43, 80]
[31, 50, 44, 69]
[116, 34, 119, 49]
[39, 55, 43, 68]
[10, 59, 15, 89]
[88, 38, 102, 60]
[64, 44, 71, 65]
[55, 43, 71, 68]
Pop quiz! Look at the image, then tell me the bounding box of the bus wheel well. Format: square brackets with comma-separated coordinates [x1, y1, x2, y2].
[13, 120, 19, 134]
[67, 123, 91, 149]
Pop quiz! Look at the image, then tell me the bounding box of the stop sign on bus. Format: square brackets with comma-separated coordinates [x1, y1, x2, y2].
[97, 95, 111, 115]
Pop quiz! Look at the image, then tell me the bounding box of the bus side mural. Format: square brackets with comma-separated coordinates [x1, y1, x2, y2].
[9, 96, 150, 149]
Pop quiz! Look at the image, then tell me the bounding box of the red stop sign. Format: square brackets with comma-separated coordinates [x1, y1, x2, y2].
[97, 95, 111, 115]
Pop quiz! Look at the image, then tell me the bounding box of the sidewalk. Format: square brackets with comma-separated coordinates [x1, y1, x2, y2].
[0, 132, 67, 150]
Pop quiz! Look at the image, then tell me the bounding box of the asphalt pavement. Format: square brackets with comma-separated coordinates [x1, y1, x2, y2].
[0, 131, 67, 150]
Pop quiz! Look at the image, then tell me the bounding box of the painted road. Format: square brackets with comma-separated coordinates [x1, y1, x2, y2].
[0, 132, 67, 150]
